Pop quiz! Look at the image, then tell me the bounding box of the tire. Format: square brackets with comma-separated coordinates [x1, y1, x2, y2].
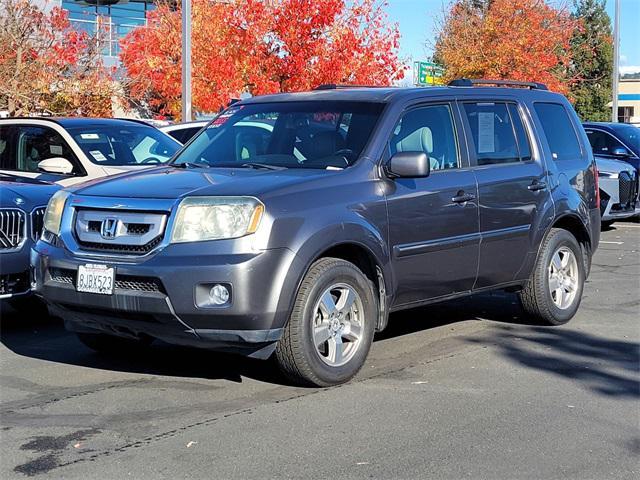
[519, 228, 585, 326]
[275, 257, 377, 387]
[76, 332, 153, 354]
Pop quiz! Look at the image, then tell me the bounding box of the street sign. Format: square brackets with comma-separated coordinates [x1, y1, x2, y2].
[414, 61, 445, 86]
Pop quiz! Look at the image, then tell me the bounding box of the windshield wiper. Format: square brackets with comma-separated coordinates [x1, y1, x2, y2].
[240, 162, 286, 171]
[171, 162, 208, 169]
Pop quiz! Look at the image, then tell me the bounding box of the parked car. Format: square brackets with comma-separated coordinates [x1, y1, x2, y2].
[583, 122, 640, 226]
[160, 121, 209, 144]
[0, 118, 181, 186]
[1, 173, 59, 304]
[583, 122, 640, 171]
[33, 80, 600, 387]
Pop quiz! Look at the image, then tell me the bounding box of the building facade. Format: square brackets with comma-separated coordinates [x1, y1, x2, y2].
[617, 79, 640, 124]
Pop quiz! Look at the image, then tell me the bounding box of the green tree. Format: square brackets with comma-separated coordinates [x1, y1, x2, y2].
[569, 0, 613, 121]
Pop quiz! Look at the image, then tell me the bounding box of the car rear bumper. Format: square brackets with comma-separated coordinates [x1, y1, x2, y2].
[32, 241, 300, 358]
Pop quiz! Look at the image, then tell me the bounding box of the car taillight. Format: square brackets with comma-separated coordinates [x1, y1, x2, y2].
[593, 163, 600, 206]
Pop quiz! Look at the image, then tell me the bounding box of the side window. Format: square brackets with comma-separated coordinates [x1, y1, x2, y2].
[533, 103, 582, 161]
[585, 129, 626, 156]
[390, 104, 459, 171]
[463, 102, 527, 165]
[0, 126, 16, 170]
[15, 126, 78, 173]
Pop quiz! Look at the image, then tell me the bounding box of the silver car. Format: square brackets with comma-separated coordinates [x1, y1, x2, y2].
[596, 157, 639, 227]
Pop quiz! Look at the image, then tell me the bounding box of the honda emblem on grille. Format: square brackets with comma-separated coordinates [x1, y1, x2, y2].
[100, 217, 119, 239]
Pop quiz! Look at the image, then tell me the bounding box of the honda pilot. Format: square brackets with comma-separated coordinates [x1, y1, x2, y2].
[33, 80, 600, 386]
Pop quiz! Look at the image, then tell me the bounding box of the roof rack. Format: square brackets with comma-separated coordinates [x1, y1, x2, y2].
[448, 78, 548, 90]
[313, 84, 393, 90]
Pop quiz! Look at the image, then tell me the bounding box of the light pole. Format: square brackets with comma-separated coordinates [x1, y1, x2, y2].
[612, 0, 620, 122]
[181, 0, 192, 122]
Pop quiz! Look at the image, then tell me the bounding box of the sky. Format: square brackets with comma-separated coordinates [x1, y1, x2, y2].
[384, 0, 640, 76]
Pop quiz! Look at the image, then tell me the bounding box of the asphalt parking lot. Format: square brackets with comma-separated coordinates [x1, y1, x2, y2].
[1, 221, 638, 479]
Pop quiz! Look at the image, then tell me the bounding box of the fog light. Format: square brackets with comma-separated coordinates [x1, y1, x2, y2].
[209, 284, 230, 305]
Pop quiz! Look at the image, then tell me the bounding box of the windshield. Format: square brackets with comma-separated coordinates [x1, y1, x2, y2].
[615, 125, 640, 151]
[68, 124, 181, 166]
[172, 101, 385, 169]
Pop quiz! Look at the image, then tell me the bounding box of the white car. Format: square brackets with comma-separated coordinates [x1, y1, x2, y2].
[0, 117, 181, 186]
[160, 121, 209, 144]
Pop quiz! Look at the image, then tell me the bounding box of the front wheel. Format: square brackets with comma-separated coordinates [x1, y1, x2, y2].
[275, 258, 377, 387]
[519, 228, 585, 325]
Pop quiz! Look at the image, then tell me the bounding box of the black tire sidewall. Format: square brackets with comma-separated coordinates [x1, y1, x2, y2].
[296, 262, 376, 385]
[538, 230, 585, 324]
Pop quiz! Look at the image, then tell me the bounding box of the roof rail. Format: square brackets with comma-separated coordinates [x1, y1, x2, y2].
[448, 78, 548, 90]
[313, 84, 392, 90]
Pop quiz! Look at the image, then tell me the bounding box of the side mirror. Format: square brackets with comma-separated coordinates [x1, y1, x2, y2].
[37, 157, 74, 175]
[386, 152, 430, 178]
[611, 147, 630, 158]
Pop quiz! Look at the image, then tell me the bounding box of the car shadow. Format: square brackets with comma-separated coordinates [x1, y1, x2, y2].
[465, 324, 640, 399]
[1, 291, 526, 387]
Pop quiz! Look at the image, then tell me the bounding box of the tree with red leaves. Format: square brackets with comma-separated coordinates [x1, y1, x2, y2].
[0, 0, 116, 116]
[434, 0, 580, 94]
[120, 0, 404, 119]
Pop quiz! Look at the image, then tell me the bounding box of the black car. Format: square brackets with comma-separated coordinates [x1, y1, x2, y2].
[1, 173, 60, 303]
[583, 122, 640, 172]
[33, 79, 600, 386]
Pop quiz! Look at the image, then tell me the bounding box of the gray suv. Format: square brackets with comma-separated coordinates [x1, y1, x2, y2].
[33, 79, 600, 386]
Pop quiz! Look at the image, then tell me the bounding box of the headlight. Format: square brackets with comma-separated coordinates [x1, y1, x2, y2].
[171, 196, 264, 243]
[43, 190, 71, 237]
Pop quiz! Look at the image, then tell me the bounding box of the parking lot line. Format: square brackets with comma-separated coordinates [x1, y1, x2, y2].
[600, 240, 624, 245]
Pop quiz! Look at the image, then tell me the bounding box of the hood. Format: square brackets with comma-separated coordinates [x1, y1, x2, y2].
[595, 157, 635, 174]
[71, 166, 338, 200]
[0, 176, 61, 209]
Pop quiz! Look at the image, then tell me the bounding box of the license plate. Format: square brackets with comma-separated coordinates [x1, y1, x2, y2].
[77, 264, 114, 295]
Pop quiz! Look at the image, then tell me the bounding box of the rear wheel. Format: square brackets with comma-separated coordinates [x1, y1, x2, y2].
[519, 228, 585, 325]
[76, 332, 152, 354]
[275, 257, 377, 387]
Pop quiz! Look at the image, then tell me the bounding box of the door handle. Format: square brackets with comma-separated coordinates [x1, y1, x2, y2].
[451, 193, 475, 204]
[527, 181, 547, 191]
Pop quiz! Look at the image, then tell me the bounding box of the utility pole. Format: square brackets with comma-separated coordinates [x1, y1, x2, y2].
[181, 0, 192, 122]
[612, 0, 620, 122]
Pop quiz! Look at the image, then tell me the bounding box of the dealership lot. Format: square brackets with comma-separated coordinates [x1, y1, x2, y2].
[1, 221, 638, 479]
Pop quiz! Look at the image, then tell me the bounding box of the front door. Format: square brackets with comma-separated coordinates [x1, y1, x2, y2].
[385, 102, 480, 306]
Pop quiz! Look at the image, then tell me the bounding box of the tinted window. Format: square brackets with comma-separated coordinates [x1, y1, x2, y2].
[585, 129, 627, 156]
[390, 104, 459, 170]
[14, 126, 79, 174]
[534, 103, 582, 161]
[0, 126, 15, 169]
[463, 102, 528, 165]
[174, 101, 384, 169]
[68, 124, 180, 166]
[613, 124, 640, 151]
[170, 127, 202, 144]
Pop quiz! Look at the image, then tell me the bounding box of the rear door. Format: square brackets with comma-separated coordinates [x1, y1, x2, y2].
[461, 100, 550, 288]
[385, 101, 479, 306]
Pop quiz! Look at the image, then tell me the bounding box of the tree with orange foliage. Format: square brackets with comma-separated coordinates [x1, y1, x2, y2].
[120, 0, 404, 119]
[433, 0, 579, 94]
[0, 0, 116, 116]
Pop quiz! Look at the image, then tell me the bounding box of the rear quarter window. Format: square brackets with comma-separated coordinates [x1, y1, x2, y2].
[533, 102, 582, 161]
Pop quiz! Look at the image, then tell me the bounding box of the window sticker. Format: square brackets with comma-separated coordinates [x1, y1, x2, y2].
[208, 106, 243, 128]
[81, 133, 100, 140]
[50, 145, 63, 156]
[477, 112, 495, 153]
[89, 150, 107, 162]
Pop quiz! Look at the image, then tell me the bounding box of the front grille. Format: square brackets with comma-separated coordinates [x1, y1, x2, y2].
[618, 172, 633, 205]
[73, 209, 167, 255]
[77, 235, 163, 255]
[0, 209, 26, 250]
[49, 267, 165, 293]
[31, 207, 46, 241]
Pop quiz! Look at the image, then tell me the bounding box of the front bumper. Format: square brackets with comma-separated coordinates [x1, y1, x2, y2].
[32, 240, 300, 358]
[0, 242, 34, 299]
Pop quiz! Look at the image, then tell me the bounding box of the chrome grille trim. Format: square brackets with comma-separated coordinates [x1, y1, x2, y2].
[75, 210, 167, 246]
[0, 209, 26, 251]
[31, 206, 46, 241]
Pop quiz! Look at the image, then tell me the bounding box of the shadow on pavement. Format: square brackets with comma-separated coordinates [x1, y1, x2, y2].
[466, 324, 640, 399]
